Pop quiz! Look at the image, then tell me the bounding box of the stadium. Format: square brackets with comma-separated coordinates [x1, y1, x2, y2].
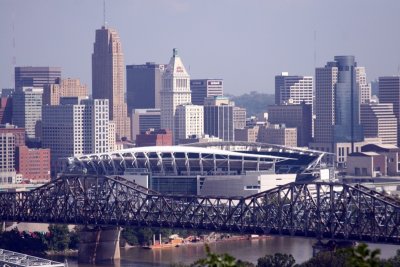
[62, 142, 328, 196]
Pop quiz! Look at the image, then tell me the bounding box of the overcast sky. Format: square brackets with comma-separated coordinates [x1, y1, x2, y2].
[0, 0, 399, 95]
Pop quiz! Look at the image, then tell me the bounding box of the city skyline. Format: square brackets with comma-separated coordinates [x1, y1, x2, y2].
[1, 0, 400, 95]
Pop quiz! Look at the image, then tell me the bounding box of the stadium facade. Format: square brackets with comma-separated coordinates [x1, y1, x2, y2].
[62, 142, 328, 196]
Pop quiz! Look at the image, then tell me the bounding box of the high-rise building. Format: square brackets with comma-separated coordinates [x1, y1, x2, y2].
[175, 104, 204, 143]
[42, 97, 110, 175]
[258, 124, 297, 147]
[268, 103, 312, 147]
[356, 67, 371, 104]
[204, 96, 234, 141]
[43, 78, 88, 106]
[126, 63, 165, 111]
[0, 124, 25, 147]
[314, 56, 364, 144]
[233, 107, 247, 130]
[360, 103, 397, 145]
[311, 56, 365, 166]
[190, 79, 223, 105]
[379, 76, 400, 146]
[12, 87, 43, 141]
[92, 26, 130, 140]
[0, 96, 13, 124]
[0, 124, 26, 184]
[15, 67, 61, 90]
[371, 79, 379, 97]
[131, 109, 161, 141]
[275, 72, 313, 106]
[160, 48, 191, 143]
[0, 132, 16, 184]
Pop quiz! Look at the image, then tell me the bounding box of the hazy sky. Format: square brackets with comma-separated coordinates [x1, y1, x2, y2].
[0, 0, 399, 95]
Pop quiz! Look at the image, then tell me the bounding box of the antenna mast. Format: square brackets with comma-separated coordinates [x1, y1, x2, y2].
[103, 0, 107, 27]
[12, 13, 16, 86]
[313, 30, 317, 69]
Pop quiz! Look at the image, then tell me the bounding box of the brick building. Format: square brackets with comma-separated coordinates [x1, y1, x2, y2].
[15, 146, 51, 182]
[136, 129, 173, 147]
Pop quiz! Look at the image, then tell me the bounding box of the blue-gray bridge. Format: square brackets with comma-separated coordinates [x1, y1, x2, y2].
[0, 174, 399, 245]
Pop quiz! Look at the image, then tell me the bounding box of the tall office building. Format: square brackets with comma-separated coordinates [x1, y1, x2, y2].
[131, 109, 161, 141]
[233, 107, 247, 130]
[379, 76, 400, 146]
[92, 26, 130, 140]
[311, 56, 365, 166]
[268, 103, 312, 147]
[204, 96, 234, 141]
[0, 96, 13, 124]
[275, 73, 313, 106]
[42, 98, 110, 175]
[190, 79, 223, 105]
[43, 78, 88, 106]
[15, 67, 61, 90]
[356, 67, 371, 104]
[126, 62, 165, 111]
[0, 132, 15, 184]
[160, 48, 191, 143]
[12, 87, 43, 140]
[360, 103, 397, 145]
[175, 104, 204, 143]
[371, 79, 379, 97]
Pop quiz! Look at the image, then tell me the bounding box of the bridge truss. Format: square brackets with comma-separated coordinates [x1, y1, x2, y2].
[0, 175, 399, 244]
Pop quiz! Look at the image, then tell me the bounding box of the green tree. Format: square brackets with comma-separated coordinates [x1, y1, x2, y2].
[193, 244, 250, 267]
[348, 243, 381, 267]
[256, 253, 295, 267]
[121, 226, 139, 245]
[47, 224, 70, 251]
[299, 249, 351, 267]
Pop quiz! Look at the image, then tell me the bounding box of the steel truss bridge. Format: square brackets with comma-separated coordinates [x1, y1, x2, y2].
[0, 175, 400, 244]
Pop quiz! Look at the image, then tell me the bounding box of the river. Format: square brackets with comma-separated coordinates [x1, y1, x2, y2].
[55, 236, 399, 267]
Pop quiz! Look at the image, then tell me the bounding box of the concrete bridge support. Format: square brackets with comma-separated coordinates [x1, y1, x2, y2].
[78, 226, 121, 264]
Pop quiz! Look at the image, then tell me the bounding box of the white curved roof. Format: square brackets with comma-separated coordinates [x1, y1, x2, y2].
[74, 146, 293, 161]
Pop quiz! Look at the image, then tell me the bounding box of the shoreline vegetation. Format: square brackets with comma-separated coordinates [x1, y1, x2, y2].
[2, 225, 400, 266]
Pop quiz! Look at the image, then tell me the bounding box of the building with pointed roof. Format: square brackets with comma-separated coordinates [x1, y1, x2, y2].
[160, 49, 192, 144]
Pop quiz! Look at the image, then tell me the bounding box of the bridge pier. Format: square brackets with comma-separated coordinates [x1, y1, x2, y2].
[78, 226, 121, 264]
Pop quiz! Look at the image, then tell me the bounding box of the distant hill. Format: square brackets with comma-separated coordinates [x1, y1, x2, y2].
[228, 91, 274, 116]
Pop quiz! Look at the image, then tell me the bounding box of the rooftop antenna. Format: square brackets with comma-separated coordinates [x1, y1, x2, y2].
[313, 30, 317, 69]
[103, 0, 107, 27]
[12, 12, 16, 86]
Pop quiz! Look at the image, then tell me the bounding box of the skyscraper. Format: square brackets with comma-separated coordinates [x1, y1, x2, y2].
[360, 103, 397, 145]
[356, 67, 371, 104]
[126, 62, 165, 111]
[15, 67, 61, 90]
[92, 26, 130, 140]
[204, 96, 234, 141]
[379, 76, 400, 146]
[12, 87, 43, 141]
[160, 48, 191, 143]
[175, 104, 204, 143]
[274, 72, 313, 106]
[268, 103, 312, 147]
[314, 56, 364, 144]
[42, 97, 110, 175]
[190, 79, 223, 105]
[311, 56, 365, 166]
[43, 78, 88, 106]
